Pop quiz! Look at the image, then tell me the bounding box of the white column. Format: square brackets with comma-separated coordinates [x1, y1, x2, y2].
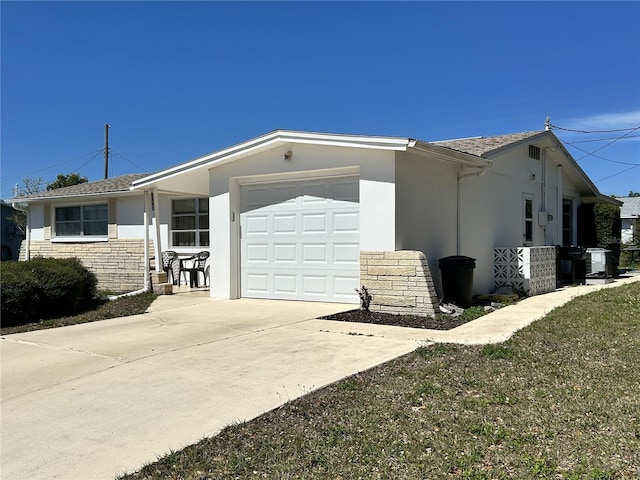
[143, 190, 151, 290]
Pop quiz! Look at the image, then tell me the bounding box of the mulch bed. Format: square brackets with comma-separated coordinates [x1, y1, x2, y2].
[321, 309, 469, 330]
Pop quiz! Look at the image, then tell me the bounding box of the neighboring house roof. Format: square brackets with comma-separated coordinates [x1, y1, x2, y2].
[6, 174, 150, 203]
[620, 197, 640, 219]
[433, 131, 545, 157]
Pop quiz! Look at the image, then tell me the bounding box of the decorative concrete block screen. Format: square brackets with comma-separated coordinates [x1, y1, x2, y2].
[494, 246, 556, 296]
[19, 239, 151, 293]
[360, 250, 439, 316]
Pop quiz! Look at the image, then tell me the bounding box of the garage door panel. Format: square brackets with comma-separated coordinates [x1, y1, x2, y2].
[273, 243, 297, 263]
[241, 176, 359, 304]
[334, 243, 359, 263]
[273, 275, 297, 294]
[245, 215, 269, 235]
[303, 275, 328, 295]
[246, 243, 269, 263]
[334, 276, 360, 296]
[273, 214, 296, 235]
[333, 212, 359, 233]
[302, 213, 327, 233]
[302, 243, 327, 263]
[245, 274, 269, 294]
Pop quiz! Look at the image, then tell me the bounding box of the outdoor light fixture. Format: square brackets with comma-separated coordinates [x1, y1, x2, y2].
[284, 150, 293, 161]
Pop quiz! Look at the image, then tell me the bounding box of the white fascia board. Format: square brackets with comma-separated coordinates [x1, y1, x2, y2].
[131, 130, 413, 190]
[6, 190, 141, 204]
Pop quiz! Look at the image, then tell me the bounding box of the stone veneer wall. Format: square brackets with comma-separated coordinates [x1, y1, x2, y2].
[359, 250, 439, 316]
[19, 239, 152, 293]
[494, 246, 556, 296]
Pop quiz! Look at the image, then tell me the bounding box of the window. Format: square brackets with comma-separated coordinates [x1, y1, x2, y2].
[562, 198, 573, 245]
[523, 194, 534, 245]
[55, 204, 108, 236]
[171, 198, 209, 247]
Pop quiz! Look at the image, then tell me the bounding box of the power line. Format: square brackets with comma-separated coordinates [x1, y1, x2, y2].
[549, 123, 640, 134]
[566, 134, 640, 144]
[1, 149, 104, 182]
[110, 149, 151, 173]
[568, 126, 640, 162]
[597, 164, 640, 183]
[559, 139, 640, 166]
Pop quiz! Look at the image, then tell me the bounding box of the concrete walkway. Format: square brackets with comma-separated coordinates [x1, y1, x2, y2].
[1, 275, 637, 479]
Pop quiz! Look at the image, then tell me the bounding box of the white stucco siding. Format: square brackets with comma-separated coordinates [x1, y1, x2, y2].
[208, 142, 396, 299]
[395, 151, 458, 296]
[28, 204, 45, 241]
[116, 196, 147, 239]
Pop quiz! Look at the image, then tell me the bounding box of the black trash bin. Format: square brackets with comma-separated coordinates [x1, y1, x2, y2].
[439, 256, 476, 308]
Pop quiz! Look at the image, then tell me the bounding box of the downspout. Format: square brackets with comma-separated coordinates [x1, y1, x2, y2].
[102, 192, 152, 301]
[557, 164, 563, 245]
[11, 203, 30, 260]
[541, 148, 547, 245]
[457, 166, 487, 255]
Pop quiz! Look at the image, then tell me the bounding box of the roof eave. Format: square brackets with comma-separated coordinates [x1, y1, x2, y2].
[132, 129, 414, 190]
[6, 189, 142, 204]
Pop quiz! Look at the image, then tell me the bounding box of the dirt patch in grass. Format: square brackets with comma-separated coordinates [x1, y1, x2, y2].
[321, 308, 470, 330]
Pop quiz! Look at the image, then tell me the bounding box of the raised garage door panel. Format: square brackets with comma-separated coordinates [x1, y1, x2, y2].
[241, 177, 359, 303]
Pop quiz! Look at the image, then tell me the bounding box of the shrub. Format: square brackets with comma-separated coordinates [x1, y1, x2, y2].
[1, 257, 98, 326]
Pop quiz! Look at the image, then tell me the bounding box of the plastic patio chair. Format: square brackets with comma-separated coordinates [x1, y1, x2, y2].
[180, 250, 210, 287]
[161, 250, 180, 285]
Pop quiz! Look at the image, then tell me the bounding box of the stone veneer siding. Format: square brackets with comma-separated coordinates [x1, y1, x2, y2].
[19, 239, 152, 293]
[359, 250, 439, 316]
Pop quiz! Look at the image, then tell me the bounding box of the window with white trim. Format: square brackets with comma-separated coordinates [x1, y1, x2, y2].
[523, 194, 534, 245]
[55, 204, 108, 236]
[171, 198, 209, 247]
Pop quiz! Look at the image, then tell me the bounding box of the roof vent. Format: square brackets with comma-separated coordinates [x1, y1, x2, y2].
[529, 145, 541, 160]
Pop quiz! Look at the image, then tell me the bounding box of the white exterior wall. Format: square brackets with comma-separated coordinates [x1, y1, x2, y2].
[460, 147, 545, 294]
[116, 195, 147, 239]
[460, 143, 587, 294]
[28, 203, 45, 240]
[208, 142, 396, 299]
[394, 151, 458, 296]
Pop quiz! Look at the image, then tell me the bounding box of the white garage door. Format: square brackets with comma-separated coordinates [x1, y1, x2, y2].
[240, 176, 359, 303]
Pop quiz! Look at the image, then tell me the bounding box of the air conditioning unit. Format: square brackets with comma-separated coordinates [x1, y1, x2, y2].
[586, 248, 613, 279]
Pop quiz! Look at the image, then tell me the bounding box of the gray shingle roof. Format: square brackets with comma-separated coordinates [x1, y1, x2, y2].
[11, 173, 150, 201]
[433, 131, 546, 157]
[620, 197, 640, 218]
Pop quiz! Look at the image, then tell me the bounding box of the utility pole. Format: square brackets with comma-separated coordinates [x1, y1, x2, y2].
[104, 124, 110, 179]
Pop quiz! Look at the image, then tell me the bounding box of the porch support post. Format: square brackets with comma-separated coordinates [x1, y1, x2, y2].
[152, 188, 162, 272]
[143, 190, 151, 290]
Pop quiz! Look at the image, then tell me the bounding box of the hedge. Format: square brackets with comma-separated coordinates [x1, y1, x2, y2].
[1, 257, 98, 326]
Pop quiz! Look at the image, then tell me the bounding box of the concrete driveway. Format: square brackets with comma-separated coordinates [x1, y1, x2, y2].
[0, 295, 428, 480]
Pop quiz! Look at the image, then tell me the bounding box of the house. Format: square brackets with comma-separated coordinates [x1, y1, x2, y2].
[619, 196, 640, 244]
[9, 129, 619, 314]
[1, 200, 26, 261]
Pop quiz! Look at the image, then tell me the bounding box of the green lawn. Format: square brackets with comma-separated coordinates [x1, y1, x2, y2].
[120, 281, 640, 480]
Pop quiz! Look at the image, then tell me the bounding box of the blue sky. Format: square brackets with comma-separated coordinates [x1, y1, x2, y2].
[2, 1, 639, 198]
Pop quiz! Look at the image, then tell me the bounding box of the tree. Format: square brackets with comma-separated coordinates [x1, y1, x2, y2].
[8, 174, 88, 234]
[47, 173, 88, 190]
[628, 191, 640, 197]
